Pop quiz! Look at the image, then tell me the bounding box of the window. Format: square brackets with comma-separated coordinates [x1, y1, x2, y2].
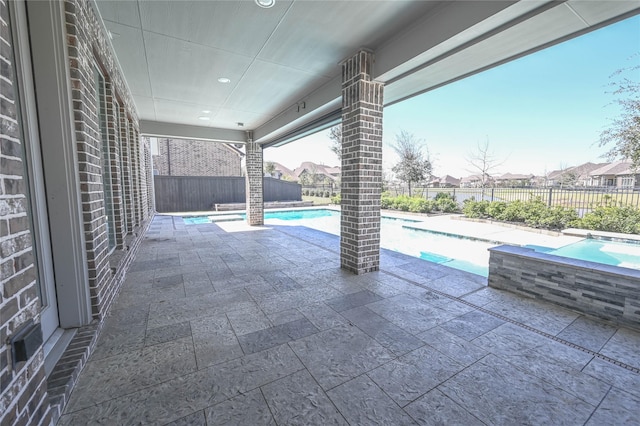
[620, 176, 634, 188]
[94, 66, 116, 252]
[115, 100, 128, 235]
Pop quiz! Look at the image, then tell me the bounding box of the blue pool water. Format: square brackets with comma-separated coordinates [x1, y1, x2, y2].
[528, 239, 640, 269]
[186, 209, 493, 276]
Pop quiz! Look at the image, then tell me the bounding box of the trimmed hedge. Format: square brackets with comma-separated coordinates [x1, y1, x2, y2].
[462, 197, 640, 234]
[380, 192, 459, 214]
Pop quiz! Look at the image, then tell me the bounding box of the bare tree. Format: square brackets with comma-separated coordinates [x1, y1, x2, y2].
[391, 130, 432, 197]
[329, 126, 342, 161]
[465, 139, 505, 189]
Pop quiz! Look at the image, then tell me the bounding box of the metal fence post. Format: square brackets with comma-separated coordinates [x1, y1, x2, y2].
[548, 188, 553, 207]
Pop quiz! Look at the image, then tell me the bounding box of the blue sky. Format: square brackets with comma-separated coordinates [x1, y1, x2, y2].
[265, 15, 640, 177]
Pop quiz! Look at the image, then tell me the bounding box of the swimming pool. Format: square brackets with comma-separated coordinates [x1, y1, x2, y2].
[527, 238, 640, 269]
[185, 209, 492, 276]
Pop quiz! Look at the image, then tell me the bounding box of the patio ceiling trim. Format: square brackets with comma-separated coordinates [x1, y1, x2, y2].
[140, 120, 247, 143]
[261, 108, 342, 149]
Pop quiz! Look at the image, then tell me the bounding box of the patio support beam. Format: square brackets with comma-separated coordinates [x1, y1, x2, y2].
[245, 131, 264, 226]
[340, 50, 384, 274]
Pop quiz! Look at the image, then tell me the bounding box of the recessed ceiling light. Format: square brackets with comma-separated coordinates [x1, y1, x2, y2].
[201, 110, 211, 114]
[217, 77, 231, 84]
[198, 116, 210, 121]
[255, 0, 275, 8]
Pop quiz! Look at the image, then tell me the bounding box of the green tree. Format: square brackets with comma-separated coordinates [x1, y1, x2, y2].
[264, 161, 276, 176]
[299, 172, 313, 186]
[329, 126, 342, 161]
[391, 130, 432, 197]
[599, 64, 640, 170]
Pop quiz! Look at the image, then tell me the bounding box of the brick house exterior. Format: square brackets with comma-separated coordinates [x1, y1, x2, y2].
[1, 1, 153, 424]
[153, 138, 242, 177]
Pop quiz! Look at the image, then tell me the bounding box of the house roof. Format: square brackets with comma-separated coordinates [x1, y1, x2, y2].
[460, 174, 488, 183]
[95, 1, 639, 147]
[270, 162, 296, 180]
[548, 162, 608, 180]
[590, 161, 635, 177]
[292, 162, 341, 181]
[438, 175, 461, 186]
[497, 173, 534, 180]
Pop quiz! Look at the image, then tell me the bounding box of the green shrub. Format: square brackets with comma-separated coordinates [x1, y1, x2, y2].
[462, 199, 489, 218]
[521, 198, 549, 227]
[381, 194, 394, 209]
[303, 189, 309, 196]
[408, 198, 434, 213]
[496, 200, 525, 222]
[324, 190, 330, 198]
[486, 201, 507, 218]
[577, 205, 640, 234]
[330, 193, 341, 205]
[434, 192, 455, 201]
[462, 195, 640, 233]
[536, 206, 580, 230]
[392, 195, 412, 211]
[435, 197, 458, 213]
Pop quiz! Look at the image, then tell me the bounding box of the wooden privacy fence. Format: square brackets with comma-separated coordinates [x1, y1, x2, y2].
[154, 176, 302, 212]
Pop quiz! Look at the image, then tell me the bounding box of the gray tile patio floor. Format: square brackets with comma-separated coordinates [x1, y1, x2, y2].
[59, 215, 640, 425]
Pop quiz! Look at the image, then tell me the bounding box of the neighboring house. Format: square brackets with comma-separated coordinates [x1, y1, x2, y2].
[267, 162, 297, 180]
[589, 161, 640, 188]
[293, 161, 341, 184]
[429, 175, 460, 188]
[460, 174, 494, 188]
[546, 162, 607, 187]
[152, 138, 243, 176]
[495, 173, 535, 187]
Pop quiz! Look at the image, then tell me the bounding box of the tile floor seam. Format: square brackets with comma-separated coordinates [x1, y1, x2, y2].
[188, 320, 204, 371]
[362, 370, 419, 411]
[382, 269, 640, 374]
[223, 312, 247, 357]
[300, 363, 350, 424]
[258, 386, 279, 426]
[581, 385, 613, 426]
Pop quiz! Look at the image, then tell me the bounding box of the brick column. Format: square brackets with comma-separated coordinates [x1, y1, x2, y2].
[245, 132, 264, 225]
[340, 50, 384, 274]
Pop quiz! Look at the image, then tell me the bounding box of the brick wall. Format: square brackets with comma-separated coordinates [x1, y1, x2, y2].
[153, 138, 242, 177]
[66, 0, 147, 319]
[0, 0, 50, 424]
[340, 50, 384, 274]
[245, 138, 264, 226]
[488, 245, 640, 330]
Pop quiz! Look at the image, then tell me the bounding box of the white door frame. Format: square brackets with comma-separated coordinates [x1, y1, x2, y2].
[9, 0, 59, 342]
[25, 0, 92, 328]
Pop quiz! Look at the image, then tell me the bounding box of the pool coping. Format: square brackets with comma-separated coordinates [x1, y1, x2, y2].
[563, 228, 640, 244]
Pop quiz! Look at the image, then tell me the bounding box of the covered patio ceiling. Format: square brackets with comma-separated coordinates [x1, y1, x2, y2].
[95, 0, 640, 146]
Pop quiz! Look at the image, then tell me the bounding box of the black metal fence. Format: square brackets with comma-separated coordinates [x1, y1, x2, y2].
[154, 176, 302, 212]
[386, 185, 640, 215]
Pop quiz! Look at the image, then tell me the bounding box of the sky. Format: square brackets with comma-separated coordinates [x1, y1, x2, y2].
[264, 14, 640, 178]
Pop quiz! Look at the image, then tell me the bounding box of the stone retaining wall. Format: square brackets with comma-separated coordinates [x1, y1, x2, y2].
[488, 245, 640, 330]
